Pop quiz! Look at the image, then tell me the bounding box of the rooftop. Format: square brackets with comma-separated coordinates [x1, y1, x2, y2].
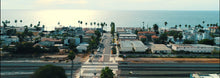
[138, 31, 156, 34]
[173, 44, 214, 47]
[131, 41, 146, 48]
[120, 41, 133, 48]
[120, 34, 137, 37]
[41, 38, 62, 42]
[151, 35, 159, 39]
[209, 26, 219, 29]
[151, 44, 171, 50]
[85, 30, 95, 34]
[139, 35, 147, 38]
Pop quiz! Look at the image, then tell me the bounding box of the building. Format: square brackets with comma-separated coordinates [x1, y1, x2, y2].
[138, 31, 156, 41]
[119, 41, 133, 52]
[151, 44, 171, 53]
[191, 74, 220, 78]
[119, 34, 137, 41]
[209, 26, 219, 34]
[83, 36, 91, 43]
[39, 38, 62, 47]
[151, 35, 159, 42]
[77, 43, 89, 52]
[139, 35, 147, 41]
[214, 37, 220, 46]
[172, 44, 215, 53]
[116, 27, 132, 34]
[85, 30, 95, 36]
[64, 37, 80, 46]
[119, 40, 147, 52]
[1, 36, 19, 46]
[131, 41, 148, 52]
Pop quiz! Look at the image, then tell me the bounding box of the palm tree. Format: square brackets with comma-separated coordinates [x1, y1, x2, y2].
[202, 21, 205, 24]
[15, 20, 17, 26]
[175, 25, 177, 28]
[207, 24, 209, 27]
[80, 21, 83, 28]
[164, 21, 168, 29]
[68, 51, 75, 78]
[101, 22, 105, 32]
[97, 23, 100, 28]
[85, 22, 88, 29]
[179, 24, 181, 28]
[188, 25, 191, 29]
[58, 22, 60, 26]
[30, 24, 33, 27]
[153, 24, 159, 32]
[185, 24, 187, 28]
[37, 21, 41, 27]
[94, 22, 96, 26]
[78, 20, 80, 27]
[90, 22, 93, 29]
[20, 20, 22, 26]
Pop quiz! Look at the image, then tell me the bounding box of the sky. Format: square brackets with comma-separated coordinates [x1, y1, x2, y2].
[1, 0, 219, 10]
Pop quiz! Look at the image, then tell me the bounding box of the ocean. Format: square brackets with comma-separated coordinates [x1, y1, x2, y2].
[1, 9, 219, 31]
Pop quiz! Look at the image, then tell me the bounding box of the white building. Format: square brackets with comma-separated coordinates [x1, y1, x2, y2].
[172, 44, 215, 53]
[119, 34, 137, 41]
[151, 44, 171, 54]
[64, 37, 80, 46]
[131, 41, 148, 52]
[1, 36, 19, 46]
[120, 40, 147, 52]
[214, 37, 220, 45]
[120, 41, 133, 52]
[192, 74, 220, 78]
[77, 43, 89, 52]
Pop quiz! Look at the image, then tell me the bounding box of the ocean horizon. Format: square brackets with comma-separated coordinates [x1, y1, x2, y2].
[1, 9, 219, 31]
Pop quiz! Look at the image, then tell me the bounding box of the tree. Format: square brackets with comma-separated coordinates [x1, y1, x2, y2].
[101, 22, 104, 32]
[68, 51, 76, 78]
[15, 20, 17, 26]
[79, 35, 83, 43]
[207, 24, 209, 27]
[110, 22, 115, 37]
[202, 21, 205, 24]
[164, 21, 168, 29]
[20, 20, 22, 26]
[198, 39, 215, 45]
[31, 64, 67, 78]
[185, 24, 187, 28]
[183, 39, 194, 44]
[175, 25, 177, 28]
[173, 33, 178, 41]
[30, 24, 33, 27]
[100, 67, 114, 78]
[153, 24, 159, 33]
[178, 32, 183, 41]
[179, 24, 182, 28]
[159, 33, 168, 43]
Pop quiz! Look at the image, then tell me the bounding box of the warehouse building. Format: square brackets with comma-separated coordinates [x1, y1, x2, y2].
[119, 40, 147, 52]
[151, 44, 172, 54]
[172, 44, 215, 53]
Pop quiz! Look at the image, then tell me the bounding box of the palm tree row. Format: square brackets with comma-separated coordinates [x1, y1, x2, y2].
[77, 20, 108, 30]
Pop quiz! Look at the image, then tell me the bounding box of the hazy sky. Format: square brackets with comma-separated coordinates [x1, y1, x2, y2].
[1, 0, 219, 10]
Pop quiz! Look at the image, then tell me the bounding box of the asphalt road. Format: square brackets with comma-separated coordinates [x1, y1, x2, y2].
[1, 62, 81, 78]
[102, 33, 112, 62]
[118, 62, 220, 78]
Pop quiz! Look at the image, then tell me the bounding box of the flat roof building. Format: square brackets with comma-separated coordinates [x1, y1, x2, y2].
[120, 41, 133, 52]
[120, 40, 147, 52]
[172, 44, 215, 53]
[151, 44, 171, 54]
